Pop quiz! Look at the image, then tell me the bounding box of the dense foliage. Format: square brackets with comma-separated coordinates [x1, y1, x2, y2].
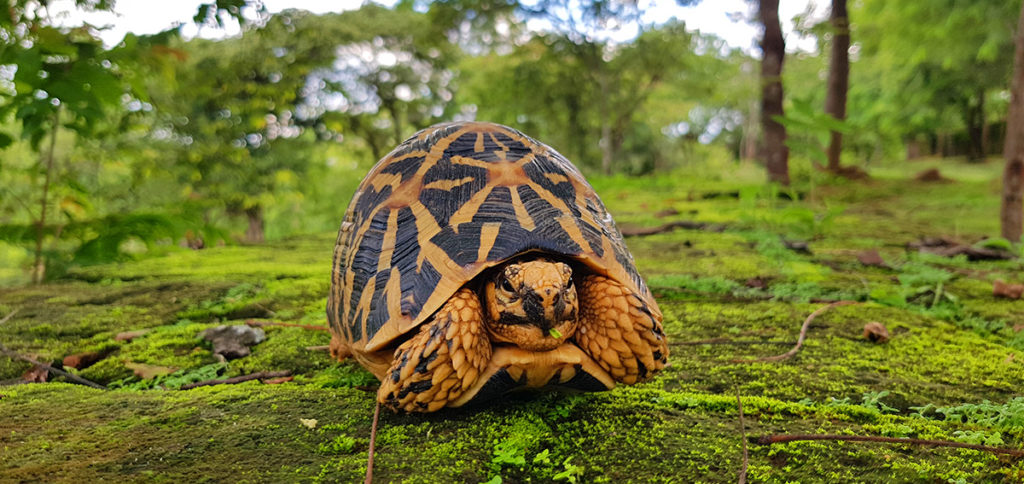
[0, 0, 1022, 282]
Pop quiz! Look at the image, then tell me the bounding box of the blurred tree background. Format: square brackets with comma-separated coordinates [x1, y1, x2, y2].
[1, 0, 1022, 284]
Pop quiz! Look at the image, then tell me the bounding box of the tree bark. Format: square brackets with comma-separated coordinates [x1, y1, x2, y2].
[759, 0, 789, 185]
[824, 0, 849, 172]
[32, 108, 60, 284]
[245, 205, 265, 243]
[966, 90, 986, 162]
[1002, 2, 1024, 242]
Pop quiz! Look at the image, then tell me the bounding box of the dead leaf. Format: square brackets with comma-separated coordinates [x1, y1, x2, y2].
[993, 280, 1024, 299]
[22, 364, 48, 383]
[655, 208, 680, 218]
[264, 376, 294, 385]
[1014, 324, 1024, 333]
[863, 322, 890, 343]
[63, 352, 105, 370]
[115, 329, 151, 342]
[1005, 354, 1016, 364]
[125, 362, 177, 379]
[857, 250, 889, 268]
[745, 278, 767, 289]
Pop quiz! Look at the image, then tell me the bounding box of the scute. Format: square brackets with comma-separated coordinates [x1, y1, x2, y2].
[328, 121, 651, 355]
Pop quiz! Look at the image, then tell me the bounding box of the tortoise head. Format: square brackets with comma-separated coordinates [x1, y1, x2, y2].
[482, 258, 578, 351]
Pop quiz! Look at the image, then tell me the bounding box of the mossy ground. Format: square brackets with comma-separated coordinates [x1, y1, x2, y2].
[3, 157, 1024, 482]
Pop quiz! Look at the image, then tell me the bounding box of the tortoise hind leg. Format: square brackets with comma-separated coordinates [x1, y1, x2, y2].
[575, 275, 669, 385]
[329, 332, 352, 361]
[378, 288, 492, 412]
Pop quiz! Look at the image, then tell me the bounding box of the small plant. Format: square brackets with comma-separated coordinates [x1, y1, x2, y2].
[109, 362, 228, 390]
[491, 440, 527, 467]
[896, 261, 956, 308]
[861, 390, 898, 414]
[952, 430, 1004, 446]
[553, 456, 585, 483]
[317, 435, 357, 454]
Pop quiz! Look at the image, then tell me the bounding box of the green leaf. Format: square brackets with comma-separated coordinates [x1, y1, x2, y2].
[34, 27, 78, 56]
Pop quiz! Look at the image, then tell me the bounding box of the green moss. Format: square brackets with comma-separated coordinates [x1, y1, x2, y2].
[3, 158, 1024, 481]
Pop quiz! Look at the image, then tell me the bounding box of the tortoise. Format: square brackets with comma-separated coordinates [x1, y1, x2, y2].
[327, 121, 668, 412]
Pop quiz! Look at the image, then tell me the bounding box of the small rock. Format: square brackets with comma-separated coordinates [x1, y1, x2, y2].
[115, 329, 151, 342]
[783, 239, 812, 254]
[857, 249, 889, 268]
[863, 322, 890, 343]
[200, 325, 266, 360]
[993, 280, 1024, 299]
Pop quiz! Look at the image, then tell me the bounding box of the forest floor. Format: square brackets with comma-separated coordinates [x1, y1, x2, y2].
[2, 157, 1024, 483]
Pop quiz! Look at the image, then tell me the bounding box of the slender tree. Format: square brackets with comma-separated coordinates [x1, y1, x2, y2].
[759, 0, 789, 185]
[824, 0, 849, 173]
[1002, 2, 1024, 242]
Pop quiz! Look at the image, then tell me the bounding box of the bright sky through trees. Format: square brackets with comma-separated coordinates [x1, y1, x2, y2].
[50, 0, 820, 52]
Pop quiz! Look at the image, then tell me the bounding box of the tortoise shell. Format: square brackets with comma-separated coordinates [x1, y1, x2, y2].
[327, 121, 652, 357]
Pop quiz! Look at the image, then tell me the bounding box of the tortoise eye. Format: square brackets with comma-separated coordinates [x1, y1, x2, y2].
[500, 277, 515, 293]
[566, 278, 575, 289]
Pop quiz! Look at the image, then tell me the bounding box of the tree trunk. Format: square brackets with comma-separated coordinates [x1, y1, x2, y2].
[1001, 2, 1024, 242]
[245, 205, 265, 243]
[966, 90, 985, 162]
[906, 137, 922, 160]
[824, 0, 849, 172]
[759, 0, 789, 185]
[32, 108, 60, 284]
[982, 119, 990, 156]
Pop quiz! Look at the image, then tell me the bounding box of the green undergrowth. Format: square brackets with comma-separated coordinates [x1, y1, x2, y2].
[3, 157, 1024, 481]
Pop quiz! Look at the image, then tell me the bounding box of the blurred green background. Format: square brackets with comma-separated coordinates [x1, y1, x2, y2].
[0, 0, 1021, 284]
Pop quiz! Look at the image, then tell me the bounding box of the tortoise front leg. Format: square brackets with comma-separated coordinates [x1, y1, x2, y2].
[378, 288, 492, 412]
[575, 275, 668, 385]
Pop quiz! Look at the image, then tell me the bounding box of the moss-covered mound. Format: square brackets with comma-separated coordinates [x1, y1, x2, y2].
[2, 159, 1024, 482]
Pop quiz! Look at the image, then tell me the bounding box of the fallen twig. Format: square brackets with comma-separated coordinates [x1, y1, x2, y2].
[306, 345, 331, 351]
[246, 319, 329, 331]
[756, 434, 1024, 457]
[0, 309, 18, 326]
[671, 338, 795, 347]
[0, 343, 106, 390]
[180, 370, 291, 390]
[732, 301, 857, 363]
[365, 401, 381, 484]
[620, 220, 726, 237]
[736, 394, 748, 484]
